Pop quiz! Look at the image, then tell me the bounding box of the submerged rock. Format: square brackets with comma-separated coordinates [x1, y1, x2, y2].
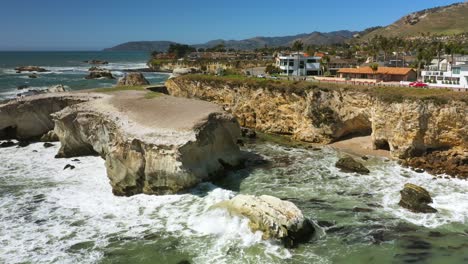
[335, 157, 370, 174]
[28, 74, 38, 79]
[85, 60, 108, 65]
[63, 164, 76, 170]
[85, 71, 114, 80]
[116, 72, 149, 86]
[0, 141, 16, 148]
[15, 66, 48, 73]
[17, 85, 29, 90]
[398, 183, 437, 213]
[215, 194, 314, 247]
[43, 142, 54, 148]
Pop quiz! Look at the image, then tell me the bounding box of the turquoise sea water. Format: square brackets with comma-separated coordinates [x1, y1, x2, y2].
[0, 52, 467, 263]
[0, 139, 467, 264]
[0, 51, 168, 99]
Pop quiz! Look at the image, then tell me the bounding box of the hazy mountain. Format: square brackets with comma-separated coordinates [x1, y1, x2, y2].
[104, 31, 358, 52]
[362, 2, 468, 39]
[104, 41, 177, 52]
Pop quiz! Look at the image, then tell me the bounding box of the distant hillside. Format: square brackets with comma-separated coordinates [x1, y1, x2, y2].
[362, 2, 468, 39]
[193, 30, 358, 50]
[105, 31, 358, 52]
[104, 41, 177, 52]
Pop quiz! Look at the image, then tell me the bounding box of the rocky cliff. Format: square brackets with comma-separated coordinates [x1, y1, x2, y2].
[0, 93, 97, 140]
[0, 91, 243, 195]
[52, 91, 242, 196]
[166, 77, 468, 164]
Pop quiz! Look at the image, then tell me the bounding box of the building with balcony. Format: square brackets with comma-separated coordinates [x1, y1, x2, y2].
[422, 64, 468, 88]
[275, 53, 321, 76]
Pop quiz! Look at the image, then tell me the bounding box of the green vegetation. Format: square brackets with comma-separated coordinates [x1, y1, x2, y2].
[167, 43, 196, 58]
[91, 85, 162, 99]
[179, 74, 468, 103]
[362, 2, 468, 39]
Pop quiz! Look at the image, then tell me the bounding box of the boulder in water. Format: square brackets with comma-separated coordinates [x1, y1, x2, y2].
[335, 157, 370, 174]
[85, 60, 109, 65]
[28, 74, 38, 79]
[43, 142, 54, 148]
[85, 71, 114, 80]
[15, 66, 48, 73]
[0, 141, 16, 148]
[117, 72, 149, 86]
[215, 194, 314, 247]
[398, 183, 437, 213]
[17, 85, 29, 90]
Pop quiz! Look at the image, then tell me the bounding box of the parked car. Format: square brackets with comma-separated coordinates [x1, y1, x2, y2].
[409, 81, 428, 87]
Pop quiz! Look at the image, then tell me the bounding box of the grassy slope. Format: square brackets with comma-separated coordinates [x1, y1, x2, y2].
[363, 2, 468, 39]
[178, 75, 468, 104]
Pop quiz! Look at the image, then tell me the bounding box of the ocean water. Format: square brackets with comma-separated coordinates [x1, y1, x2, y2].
[0, 51, 168, 99]
[0, 140, 467, 264]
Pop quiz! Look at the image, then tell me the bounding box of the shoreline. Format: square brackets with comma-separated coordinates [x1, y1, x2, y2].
[329, 135, 391, 159]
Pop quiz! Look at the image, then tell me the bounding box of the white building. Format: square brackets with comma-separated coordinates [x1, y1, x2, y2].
[276, 53, 321, 76]
[422, 64, 468, 88]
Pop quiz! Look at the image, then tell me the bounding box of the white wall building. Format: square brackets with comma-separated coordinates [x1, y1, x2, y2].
[276, 53, 321, 76]
[422, 64, 468, 89]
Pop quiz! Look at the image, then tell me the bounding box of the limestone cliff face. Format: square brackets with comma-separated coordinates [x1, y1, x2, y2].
[0, 94, 96, 140]
[52, 95, 242, 196]
[166, 78, 467, 159]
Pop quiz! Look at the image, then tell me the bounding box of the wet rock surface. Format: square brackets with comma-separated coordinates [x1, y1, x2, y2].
[335, 157, 370, 174]
[215, 194, 315, 247]
[399, 183, 437, 213]
[402, 149, 468, 179]
[116, 72, 149, 86]
[15, 66, 48, 73]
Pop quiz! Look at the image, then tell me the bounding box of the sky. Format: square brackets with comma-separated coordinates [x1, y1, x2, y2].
[0, 0, 463, 51]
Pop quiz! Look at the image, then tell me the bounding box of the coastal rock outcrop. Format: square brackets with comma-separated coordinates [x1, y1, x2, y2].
[85, 60, 109, 65]
[398, 183, 437, 213]
[335, 156, 370, 174]
[53, 91, 242, 196]
[0, 93, 97, 140]
[215, 194, 314, 247]
[166, 77, 468, 176]
[15, 66, 48, 73]
[117, 72, 150, 86]
[170, 68, 198, 78]
[85, 70, 114, 80]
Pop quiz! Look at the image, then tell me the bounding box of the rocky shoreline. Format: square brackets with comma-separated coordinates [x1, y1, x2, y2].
[166, 76, 468, 178]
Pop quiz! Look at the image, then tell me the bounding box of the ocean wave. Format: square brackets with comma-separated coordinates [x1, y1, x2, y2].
[0, 143, 286, 264]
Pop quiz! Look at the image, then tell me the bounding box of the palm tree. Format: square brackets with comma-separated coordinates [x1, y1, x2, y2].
[370, 63, 379, 81]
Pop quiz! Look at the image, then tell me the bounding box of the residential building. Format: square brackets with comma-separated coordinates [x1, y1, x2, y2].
[338, 67, 417, 82]
[422, 64, 468, 88]
[328, 58, 358, 76]
[276, 53, 321, 76]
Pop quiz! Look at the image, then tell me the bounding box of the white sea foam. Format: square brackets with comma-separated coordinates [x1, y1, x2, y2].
[0, 143, 281, 264]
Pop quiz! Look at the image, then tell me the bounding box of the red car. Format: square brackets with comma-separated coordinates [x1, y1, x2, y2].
[409, 81, 428, 87]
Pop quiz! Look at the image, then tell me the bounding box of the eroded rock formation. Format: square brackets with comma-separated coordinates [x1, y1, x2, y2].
[117, 72, 150, 86]
[215, 194, 314, 247]
[0, 93, 96, 140]
[166, 78, 467, 164]
[52, 91, 242, 196]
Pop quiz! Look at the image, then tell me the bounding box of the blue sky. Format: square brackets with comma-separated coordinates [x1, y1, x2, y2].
[0, 0, 462, 50]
